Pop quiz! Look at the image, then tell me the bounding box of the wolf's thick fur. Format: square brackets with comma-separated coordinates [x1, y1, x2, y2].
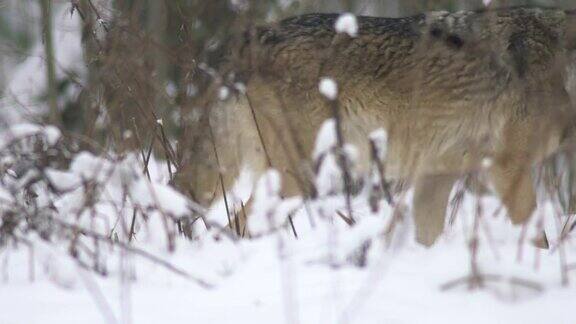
[207, 7, 576, 245]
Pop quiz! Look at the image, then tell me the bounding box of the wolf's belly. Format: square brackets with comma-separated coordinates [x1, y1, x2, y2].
[340, 102, 493, 181]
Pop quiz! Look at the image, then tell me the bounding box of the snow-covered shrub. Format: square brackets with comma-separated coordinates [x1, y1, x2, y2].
[0, 121, 207, 279]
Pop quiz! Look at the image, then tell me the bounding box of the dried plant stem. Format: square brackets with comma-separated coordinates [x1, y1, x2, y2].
[369, 138, 393, 205]
[131, 118, 152, 180]
[245, 94, 273, 169]
[245, 93, 298, 238]
[128, 209, 137, 243]
[207, 120, 234, 235]
[52, 217, 214, 288]
[328, 99, 355, 223]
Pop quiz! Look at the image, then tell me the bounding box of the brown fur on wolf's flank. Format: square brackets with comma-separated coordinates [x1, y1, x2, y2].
[205, 7, 576, 245]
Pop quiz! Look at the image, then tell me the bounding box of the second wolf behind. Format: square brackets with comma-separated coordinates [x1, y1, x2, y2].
[206, 7, 576, 245]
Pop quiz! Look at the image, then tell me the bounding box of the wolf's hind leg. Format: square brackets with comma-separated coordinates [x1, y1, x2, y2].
[489, 161, 536, 225]
[489, 161, 550, 248]
[412, 174, 458, 247]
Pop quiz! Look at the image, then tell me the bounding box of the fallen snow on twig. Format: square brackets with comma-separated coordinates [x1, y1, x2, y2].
[335, 13, 359, 37]
[319, 77, 338, 100]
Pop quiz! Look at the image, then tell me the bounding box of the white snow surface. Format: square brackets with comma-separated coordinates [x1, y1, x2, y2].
[0, 123, 61, 150]
[218, 86, 231, 100]
[314, 119, 337, 160]
[46, 151, 194, 218]
[2, 167, 576, 323]
[335, 13, 359, 37]
[248, 169, 302, 235]
[369, 128, 388, 161]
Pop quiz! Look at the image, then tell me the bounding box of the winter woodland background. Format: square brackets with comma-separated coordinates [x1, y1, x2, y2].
[1, 0, 576, 323]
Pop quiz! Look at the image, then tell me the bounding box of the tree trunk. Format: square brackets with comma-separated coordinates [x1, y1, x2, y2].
[40, 0, 60, 127]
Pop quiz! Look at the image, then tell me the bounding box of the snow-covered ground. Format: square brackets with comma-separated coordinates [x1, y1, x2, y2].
[1, 181, 575, 324]
[1, 221, 574, 324]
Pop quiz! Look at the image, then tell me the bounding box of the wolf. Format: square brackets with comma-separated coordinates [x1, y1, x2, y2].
[203, 6, 576, 246]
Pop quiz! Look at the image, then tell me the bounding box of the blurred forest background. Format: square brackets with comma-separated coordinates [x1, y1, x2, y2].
[1, 0, 576, 211]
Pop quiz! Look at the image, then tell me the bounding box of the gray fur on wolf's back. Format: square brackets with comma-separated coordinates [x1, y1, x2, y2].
[258, 13, 425, 43]
[233, 8, 568, 107]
